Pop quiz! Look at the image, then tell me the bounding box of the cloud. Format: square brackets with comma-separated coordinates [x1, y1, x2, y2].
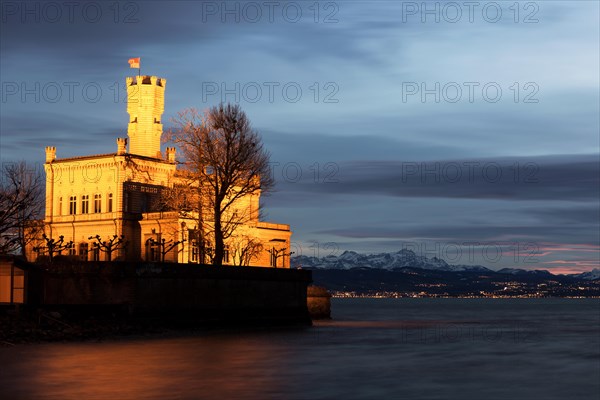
[272, 154, 599, 202]
[0, 111, 124, 158]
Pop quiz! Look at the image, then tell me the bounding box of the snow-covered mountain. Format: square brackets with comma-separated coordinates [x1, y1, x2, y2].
[571, 268, 600, 281]
[291, 249, 492, 272]
[292, 249, 599, 279]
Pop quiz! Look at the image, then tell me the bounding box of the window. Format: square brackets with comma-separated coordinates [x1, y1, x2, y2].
[107, 193, 113, 212]
[79, 243, 89, 261]
[94, 194, 102, 213]
[146, 236, 161, 262]
[224, 246, 230, 263]
[67, 242, 76, 256]
[58, 197, 62, 216]
[270, 247, 277, 267]
[69, 196, 77, 214]
[204, 245, 213, 264]
[91, 246, 100, 261]
[81, 195, 89, 214]
[141, 194, 148, 212]
[190, 240, 199, 263]
[189, 232, 214, 264]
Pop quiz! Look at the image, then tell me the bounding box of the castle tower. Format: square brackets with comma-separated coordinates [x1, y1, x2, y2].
[45, 146, 56, 163]
[126, 75, 166, 158]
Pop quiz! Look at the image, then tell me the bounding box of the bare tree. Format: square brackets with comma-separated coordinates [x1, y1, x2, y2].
[231, 236, 263, 267]
[0, 161, 44, 256]
[145, 237, 185, 262]
[159, 173, 211, 260]
[165, 104, 274, 266]
[88, 235, 128, 261]
[33, 234, 73, 263]
[267, 247, 289, 268]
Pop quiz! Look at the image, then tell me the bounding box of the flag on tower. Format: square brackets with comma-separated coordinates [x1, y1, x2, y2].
[128, 57, 140, 69]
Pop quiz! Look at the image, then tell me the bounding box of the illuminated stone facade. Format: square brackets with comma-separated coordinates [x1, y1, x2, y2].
[29, 75, 292, 267]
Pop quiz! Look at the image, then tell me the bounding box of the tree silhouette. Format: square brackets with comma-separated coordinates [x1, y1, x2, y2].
[0, 161, 44, 256]
[145, 237, 185, 262]
[88, 235, 128, 262]
[231, 236, 263, 267]
[33, 234, 73, 262]
[267, 247, 291, 268]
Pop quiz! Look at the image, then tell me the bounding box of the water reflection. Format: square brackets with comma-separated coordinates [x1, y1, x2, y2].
[1, 335, 293, 400]
[1, 299, 598, 400]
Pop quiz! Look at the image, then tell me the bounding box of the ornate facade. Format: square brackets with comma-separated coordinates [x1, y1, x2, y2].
[29, 75, 292, 267]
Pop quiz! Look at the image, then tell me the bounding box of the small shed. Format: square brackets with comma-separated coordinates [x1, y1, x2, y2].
[0, 256, 26, 304]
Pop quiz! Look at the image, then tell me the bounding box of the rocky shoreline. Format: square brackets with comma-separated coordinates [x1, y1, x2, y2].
[0, 307, 175, 345]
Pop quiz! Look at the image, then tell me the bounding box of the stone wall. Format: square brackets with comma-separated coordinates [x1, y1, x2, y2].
[307, 285, 332, 319]
[25, 261, 312, 325]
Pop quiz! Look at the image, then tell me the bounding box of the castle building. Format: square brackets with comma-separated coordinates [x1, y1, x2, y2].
[30, 75, 292, 267]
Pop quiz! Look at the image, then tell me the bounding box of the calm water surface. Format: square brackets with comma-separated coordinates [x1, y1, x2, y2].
[1, 298, 598, 400]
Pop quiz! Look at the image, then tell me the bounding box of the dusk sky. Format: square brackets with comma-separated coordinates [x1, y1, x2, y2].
[1, 1, 598, 273]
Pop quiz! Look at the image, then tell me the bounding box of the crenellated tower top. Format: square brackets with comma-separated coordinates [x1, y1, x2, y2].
[45, 146, 56, 163]
[126, 75, 166, 158]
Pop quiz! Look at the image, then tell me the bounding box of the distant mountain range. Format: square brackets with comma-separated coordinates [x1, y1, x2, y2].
[291, 249, 600, 281]
[292, 249, 599, 297]
[573, 268, 600, 281]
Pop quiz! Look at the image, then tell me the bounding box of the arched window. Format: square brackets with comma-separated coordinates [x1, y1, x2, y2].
[79, 243, 89, 261]
[94, 194, 102, 213]
[81, 195, 89, 214]
[69, 196, 77, 214]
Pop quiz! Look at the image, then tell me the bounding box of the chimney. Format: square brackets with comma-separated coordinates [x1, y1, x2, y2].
[117, 138, 127, 155]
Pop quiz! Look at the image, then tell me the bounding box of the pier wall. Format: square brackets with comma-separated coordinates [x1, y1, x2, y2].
[3, 259, 312, 325]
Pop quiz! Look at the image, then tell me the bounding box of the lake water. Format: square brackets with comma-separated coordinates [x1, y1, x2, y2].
[1, 298, 598, 400]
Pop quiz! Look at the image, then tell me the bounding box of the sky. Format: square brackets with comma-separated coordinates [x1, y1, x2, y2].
[1, 0, 598, 273]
